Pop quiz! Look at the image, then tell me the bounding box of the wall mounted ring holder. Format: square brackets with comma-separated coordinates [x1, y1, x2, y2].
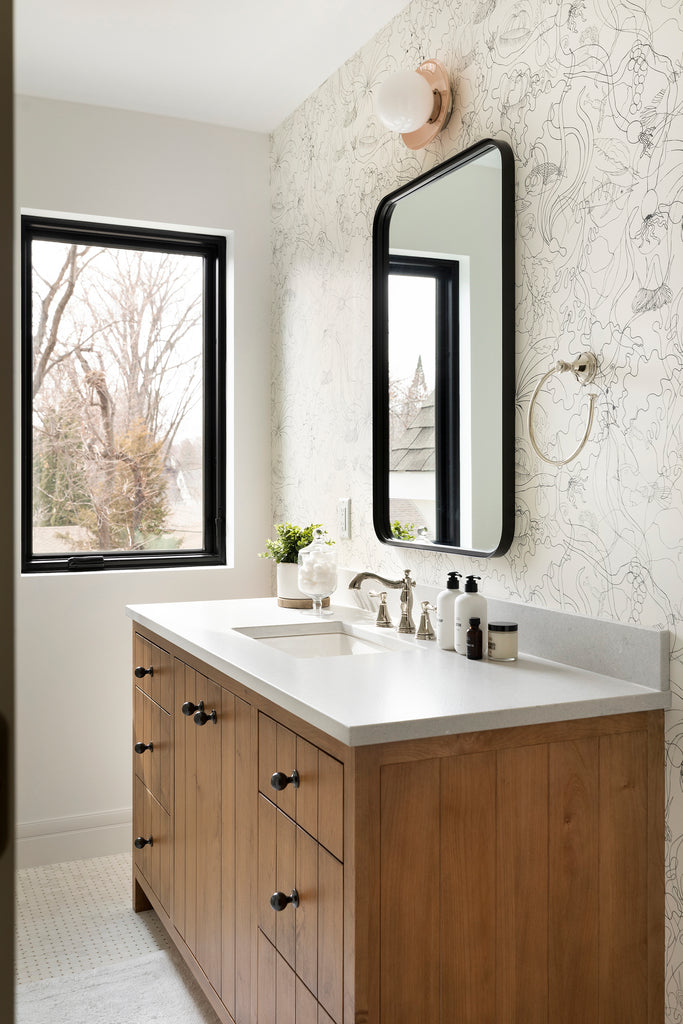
[527, 352, 599, 466]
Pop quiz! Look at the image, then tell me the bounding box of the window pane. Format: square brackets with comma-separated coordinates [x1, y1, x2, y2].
[30, 240, 205, 556]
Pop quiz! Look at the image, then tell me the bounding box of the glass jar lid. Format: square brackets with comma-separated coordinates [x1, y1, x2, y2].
[488, 621, 518, 632]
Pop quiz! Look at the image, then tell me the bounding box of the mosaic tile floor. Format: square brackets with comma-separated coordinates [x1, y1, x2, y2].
[15, 853, 170, 985]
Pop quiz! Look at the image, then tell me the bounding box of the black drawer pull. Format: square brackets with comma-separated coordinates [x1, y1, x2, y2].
[135, 665, 153, 679]
[134, 741, 153, 754]
[134, 835, 153, 849]
[182, 700, 200, 716]
[270, 889, 299, 912]
[270, 770, 300, 791]
[194, 706, 217, 726]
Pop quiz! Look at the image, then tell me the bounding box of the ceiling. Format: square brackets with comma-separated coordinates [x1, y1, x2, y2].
[14, 0, 412, 133]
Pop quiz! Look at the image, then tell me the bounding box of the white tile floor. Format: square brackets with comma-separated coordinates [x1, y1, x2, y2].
[15, 853, 171, 985]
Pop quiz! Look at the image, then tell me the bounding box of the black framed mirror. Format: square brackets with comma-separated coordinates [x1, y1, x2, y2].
[372, 137, 515, 557]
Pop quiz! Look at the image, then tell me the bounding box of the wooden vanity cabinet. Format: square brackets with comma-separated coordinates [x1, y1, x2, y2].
[132, 624, 664, 1024]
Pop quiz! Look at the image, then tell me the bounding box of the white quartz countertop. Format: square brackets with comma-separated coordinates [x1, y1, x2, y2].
[126, 598, 671, 746]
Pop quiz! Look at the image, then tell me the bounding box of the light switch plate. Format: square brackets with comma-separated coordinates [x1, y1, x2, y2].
[337, 498, 351, 540]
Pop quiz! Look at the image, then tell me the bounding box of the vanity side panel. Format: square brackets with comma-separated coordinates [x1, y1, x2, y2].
[548, 738, 599, 1024]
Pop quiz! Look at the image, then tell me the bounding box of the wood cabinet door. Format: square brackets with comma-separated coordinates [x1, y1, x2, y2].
[174, 660, 222, 995]
[376, 719, 661, 1024]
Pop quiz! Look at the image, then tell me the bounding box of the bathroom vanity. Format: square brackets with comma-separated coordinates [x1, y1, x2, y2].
[129, 598, 668, 1024]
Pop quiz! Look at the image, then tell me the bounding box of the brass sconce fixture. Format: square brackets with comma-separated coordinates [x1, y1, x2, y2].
[375, 58, 452, 150]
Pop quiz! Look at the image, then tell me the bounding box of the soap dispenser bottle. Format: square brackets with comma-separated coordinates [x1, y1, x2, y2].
[454, 575, 487, 656]
[436, 571, 461, 650]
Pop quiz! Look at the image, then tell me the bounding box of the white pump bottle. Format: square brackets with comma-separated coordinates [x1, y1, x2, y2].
[435, 571, 461, 650]
[454, 575, 487, 656]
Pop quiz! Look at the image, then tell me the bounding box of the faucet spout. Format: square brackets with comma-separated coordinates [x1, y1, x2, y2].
[348, 570, 416, 634]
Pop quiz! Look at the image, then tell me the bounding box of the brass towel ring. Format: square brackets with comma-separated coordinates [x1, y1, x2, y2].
[527, 352, 599, 466]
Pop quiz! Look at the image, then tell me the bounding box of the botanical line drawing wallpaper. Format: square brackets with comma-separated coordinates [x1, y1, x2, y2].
[270, 0, 683, 1014]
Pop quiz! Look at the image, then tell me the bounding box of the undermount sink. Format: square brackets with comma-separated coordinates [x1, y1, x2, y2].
[234, 621, 413, 658]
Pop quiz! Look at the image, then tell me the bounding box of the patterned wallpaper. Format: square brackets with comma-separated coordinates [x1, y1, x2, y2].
[270, 0, 683, 1011]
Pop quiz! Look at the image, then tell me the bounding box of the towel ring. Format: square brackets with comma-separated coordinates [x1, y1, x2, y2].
[527, 352, 599, 466]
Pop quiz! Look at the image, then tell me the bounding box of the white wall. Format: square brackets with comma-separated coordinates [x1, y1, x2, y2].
[15, 96, 272, 865]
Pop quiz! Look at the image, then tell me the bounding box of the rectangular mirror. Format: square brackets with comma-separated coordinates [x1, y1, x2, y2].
[372, 138, 515, 556]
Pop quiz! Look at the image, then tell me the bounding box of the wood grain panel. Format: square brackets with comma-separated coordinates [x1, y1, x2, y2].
[318, 1006, 334, 1024]
[134, 633, 152, 699]
[184, 663, 198, 955]
[133, 776, 150, 881]
[297, 737, 319, 839]
[173, 661, 187, 937]
[220, 690, 236, 1015]
[156, 704, 172, 813]
[599, 729, 648, 1024]
[380, 758, 440, 1024]
[277, 951, 296, 1024]
[296, 826, 318, 997]
[234, 697, 253, 1024]
[318, 847, 343, 1024]
[497, 744, 549, 1024]
[258, 795, 277, 945]
[151, 641, 172, 713]
[441, 751, 497, 1024]
[296, 977, 317, 1024]
[257, 930, 276, 1024]
[318, 752, 343, 861]
[195, 675, 222, 992]
[648, 711, 665, 1024]
[276, 808, 297, 969]
[277, 723, 298, 820]
[150, 794, 171, 914]
[259, 713, 278, 799]
[548, 738, 599, 1024]
[134, 686, 145, 785]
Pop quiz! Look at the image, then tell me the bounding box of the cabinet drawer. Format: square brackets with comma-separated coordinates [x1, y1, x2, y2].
[258, 714, 344, 860]
[134, 633, 172, 713]
[133, 776, 171, 915]
[258, 796, 343, 1023]
[133, 687, 172, 812]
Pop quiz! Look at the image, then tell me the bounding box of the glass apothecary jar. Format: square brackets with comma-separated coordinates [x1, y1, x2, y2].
[297, 528, 337, 616]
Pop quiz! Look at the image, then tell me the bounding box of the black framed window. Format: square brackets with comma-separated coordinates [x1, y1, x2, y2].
[385, 254, 460, 546]
[21, 215, 226, 573]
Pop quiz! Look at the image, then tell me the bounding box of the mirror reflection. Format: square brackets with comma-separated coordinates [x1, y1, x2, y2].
[373, 138, 515, 557]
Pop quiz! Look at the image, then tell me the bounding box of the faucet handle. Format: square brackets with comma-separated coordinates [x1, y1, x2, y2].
[416, 602, 436, 641]
[369, 591, 393, 628]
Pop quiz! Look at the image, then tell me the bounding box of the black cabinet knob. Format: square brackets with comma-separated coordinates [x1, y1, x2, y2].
[134, 835, 153, 849]
[194, 707, 217, 726]
[134, 741, 153, 754]
[135, 666, 153, 678]
[270, 889, 299, 912]
[270, 769, 300, 791]
[182, 700, 200, 716]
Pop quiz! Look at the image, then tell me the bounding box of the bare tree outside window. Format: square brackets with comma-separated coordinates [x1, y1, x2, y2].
[22, 217, 226, 573]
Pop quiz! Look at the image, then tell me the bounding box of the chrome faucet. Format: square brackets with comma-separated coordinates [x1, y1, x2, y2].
[348, 569, 417, 634]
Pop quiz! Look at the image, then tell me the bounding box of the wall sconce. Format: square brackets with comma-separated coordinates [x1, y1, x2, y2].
[376, 58, 452, 150]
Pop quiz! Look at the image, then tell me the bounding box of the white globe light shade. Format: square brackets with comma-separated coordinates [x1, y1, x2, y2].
[376, 70, 435, 133]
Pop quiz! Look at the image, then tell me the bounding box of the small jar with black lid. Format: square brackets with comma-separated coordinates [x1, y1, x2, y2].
[488, 621, 518, 661]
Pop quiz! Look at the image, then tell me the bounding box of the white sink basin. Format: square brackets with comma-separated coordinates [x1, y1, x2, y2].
[234, 621, 413, 658]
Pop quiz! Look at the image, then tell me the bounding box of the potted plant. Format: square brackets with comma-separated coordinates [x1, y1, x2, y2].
[260, 522, 332, 607]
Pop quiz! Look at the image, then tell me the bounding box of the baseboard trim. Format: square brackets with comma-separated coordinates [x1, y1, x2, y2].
[16, 808, 132, 868]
